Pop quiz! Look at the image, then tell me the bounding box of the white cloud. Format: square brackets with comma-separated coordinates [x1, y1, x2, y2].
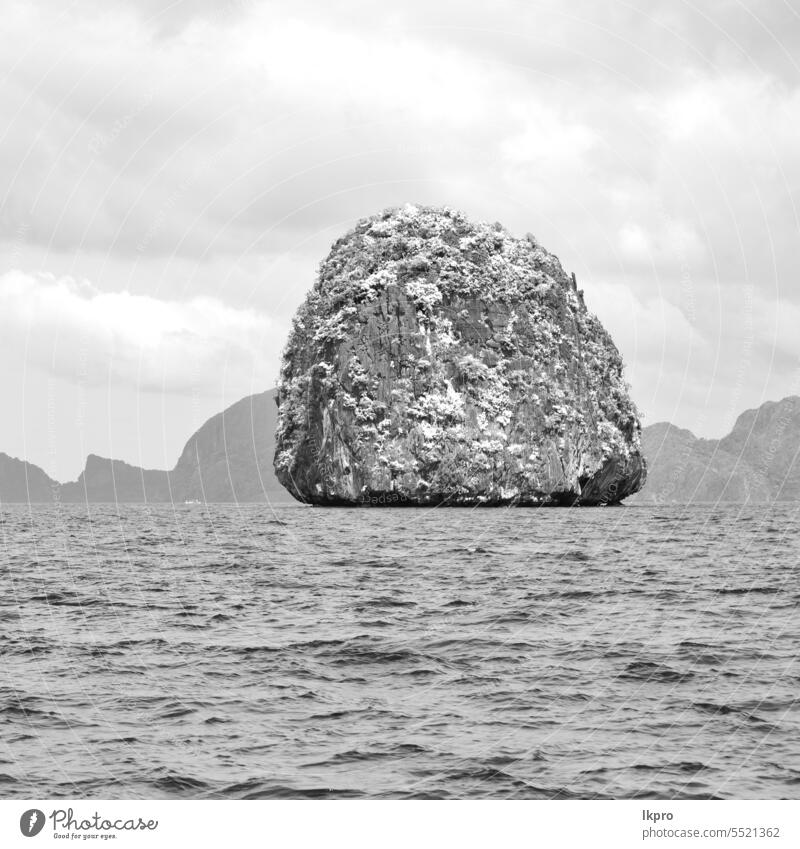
[618, 223, 651, 262]
[0, 270, 274, 394]
[655, 73, 778, 144]
[587, 280, 706, 369]
[617, 216, 706, 271]
[231, 16, 495, 127]
[501, 105, 597, 168]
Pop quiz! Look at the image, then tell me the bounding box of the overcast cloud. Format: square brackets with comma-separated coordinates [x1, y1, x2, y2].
[1, 0, 798, 477]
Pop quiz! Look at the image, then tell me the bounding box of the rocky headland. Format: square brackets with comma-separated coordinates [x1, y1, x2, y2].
[274, 204, 646, 506]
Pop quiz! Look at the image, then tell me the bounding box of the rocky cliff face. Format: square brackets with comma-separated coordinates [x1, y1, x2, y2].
[275, 204, 646, 506]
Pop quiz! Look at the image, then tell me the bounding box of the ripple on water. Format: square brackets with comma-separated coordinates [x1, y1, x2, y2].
[1, 503, 799, 799]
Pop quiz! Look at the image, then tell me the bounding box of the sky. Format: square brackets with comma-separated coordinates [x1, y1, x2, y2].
[1, 0, 799, 480]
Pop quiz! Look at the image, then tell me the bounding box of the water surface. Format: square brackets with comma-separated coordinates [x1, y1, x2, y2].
[1, 503, 799, 799]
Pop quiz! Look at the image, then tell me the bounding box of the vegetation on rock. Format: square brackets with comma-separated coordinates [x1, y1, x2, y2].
[275, 204, 646, 505]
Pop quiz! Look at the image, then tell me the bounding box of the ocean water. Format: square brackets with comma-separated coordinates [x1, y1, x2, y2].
[1, 502, 799, 800]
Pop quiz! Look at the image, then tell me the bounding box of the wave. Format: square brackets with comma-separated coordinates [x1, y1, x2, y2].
[620, 661, 694, 683]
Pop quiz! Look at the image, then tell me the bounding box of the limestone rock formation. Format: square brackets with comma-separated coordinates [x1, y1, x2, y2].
[274, 204, 646, 506]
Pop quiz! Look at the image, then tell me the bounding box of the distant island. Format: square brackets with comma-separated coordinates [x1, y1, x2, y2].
[630, 396, 800, 504]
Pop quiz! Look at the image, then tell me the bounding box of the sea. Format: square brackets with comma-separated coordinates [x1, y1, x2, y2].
[1, 502, 799, 800]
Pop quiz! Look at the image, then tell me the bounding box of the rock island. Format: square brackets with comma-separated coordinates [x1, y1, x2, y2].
[274, 204, 646, 506]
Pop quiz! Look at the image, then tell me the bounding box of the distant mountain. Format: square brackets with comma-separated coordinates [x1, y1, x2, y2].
[3, 392, 799, 504]
[630, 396, 800, 503]
[171, 390, 282, 502]
[0, 452, 60, 502]
[59, 455, 172, 503]
[0, 389, 294, 504]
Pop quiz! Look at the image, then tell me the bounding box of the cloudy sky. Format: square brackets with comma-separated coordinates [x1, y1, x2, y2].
[1, 0, 798, 480]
